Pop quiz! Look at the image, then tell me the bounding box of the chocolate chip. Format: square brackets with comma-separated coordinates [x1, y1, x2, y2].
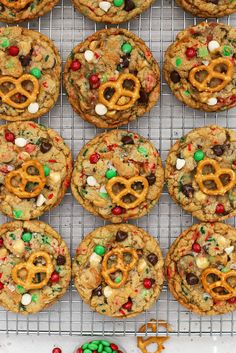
[56, 255, 66, 266]
[116, 230, 128, 242]
[104, 87, 115, 101]
[147, 253, 158, 265]
[19, 49, 33, 67]
[212, 144, 225, 156]
[121, 135, 134, 145]
[170, 71, 181, 84]
[186, 273, 199, 285]
[92, 285, 103, 297]
[0, 3, 4, 11]
[121, 55, 130, 68]
[124, 0, 135, 11]
[40, 140, 52, 153]
[138, 89, 149, 105]
[146, 173, 156, 186]
[181, 184, 194, 198]
[207, 0, 219, 4]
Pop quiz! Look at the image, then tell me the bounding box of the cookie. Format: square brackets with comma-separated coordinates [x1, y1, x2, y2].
[0, 27, 61, 121]
[0, 220, 71, 314]
[0, 121, 72, 220]
[64, 28, 160, 128]
[73, 224, 164, 318]
[165, 125, 236, 222]
[164, 22, 236, 112]
[71, 130, 164, 223]
[165, 222, 236, 315]
[176, 0, 236, 18]
[0, 0, 59, 23]
[72, 0, 154, 24]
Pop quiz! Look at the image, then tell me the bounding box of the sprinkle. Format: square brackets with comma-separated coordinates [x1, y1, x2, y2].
[207, 97, 217, 106]
[104, 286, 113, 298]
[95, 103, 107, 116]
[21, 293, 32, 306]
[175, 57, 182, 67]
[36, 194, 46, 207]
[84, 50, 94, 62]
[99, 1, 111, 11]
[225, 246, 234, 255]
[15, 137, 27, 147]
[28, 102, 39, 114]
[86, 176, 98, 186]
[208, 40, 220, 53]
[176, 158, 186, 170]
[48, 193, 54, 200]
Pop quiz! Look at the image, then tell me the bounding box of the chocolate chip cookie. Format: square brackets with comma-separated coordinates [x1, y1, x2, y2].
[64, 28, 160, 128]
[72, 0, 154, 24]
[0, 26, 61, 121]
[165, 125, 236, 222]
[73, 224, 164, 318]
[0, 121, 72, 220]
[176, 0, 236, 18]
[164, 22, 236, 112]
[166, 222, 236, 315]
[0, 0, 59, 23]
[71, 130, 164, 223]
[0, 220, 71, 314]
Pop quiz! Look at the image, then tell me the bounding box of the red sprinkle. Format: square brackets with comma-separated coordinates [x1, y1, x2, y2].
[5, 130, 15, 142]
[143, 278, 153, 289]
[0, 282, 4, 290]
[89, 153, 100, 164]
[0, 238, 3, 247]
[49, 159, 57, 163]
[186, 47, 196, 59]
[215, 203, 225, 214]
[227, 297, 236, 304]
[110, 344, 118, 351]
[122, 300, 132, 311]
[187, 144, 192, 151]
[112, 206, 123, 215]
[76, 348, 83, 353]
[50, 272, 60, 283]
[28, 122, 37, 128]
[192, 242, 201, 253]
[8, 45, 19, 56]
[70, 60, 81, 71]
[48, 193, 54, 200]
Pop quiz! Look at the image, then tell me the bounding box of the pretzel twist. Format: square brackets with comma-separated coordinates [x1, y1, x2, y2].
[202, 267, 236, 301]
[189, 58, 234, 93]
[106, 176, 149, 209]
[137, 320, 171, 353]
[195, 158, 236, 196]
[101, 247, 138, 289]
[5, 160, 46, 199]
[11, 251, 54, 290]
[0, 0, 33, 10]
[0, 74, 39, 109]
[98, 73, 140, 111]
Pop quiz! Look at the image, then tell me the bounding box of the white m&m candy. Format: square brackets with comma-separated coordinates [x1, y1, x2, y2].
[84, 50, 94, 62]
[208, 40, 220, 53]
[95, 103, 108, 116]
[15, 137, 27, 147]
[21, 293, 32, 306]
[207, 97, 217, 106]
[87, 176, 98, 186]
[28, 102, 39, 114]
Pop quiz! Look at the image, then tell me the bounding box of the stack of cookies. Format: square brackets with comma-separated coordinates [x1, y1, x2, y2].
[0, 0, 236, 323]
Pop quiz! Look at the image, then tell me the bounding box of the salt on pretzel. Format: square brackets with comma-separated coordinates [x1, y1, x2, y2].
[101, 247, 138, 289]
[195, 158, 236, 196]
[106, 176, 149, 209]
[0, 0, 33, 10]
[137, 320, 172, 353]
[0, 74, 39, 109]
[5, 160, 46, 199]
[98, 73, 141, 111]
[189, 57, 234, 93]
[202, 267, 236, 301]
[11, 251, 54, 290]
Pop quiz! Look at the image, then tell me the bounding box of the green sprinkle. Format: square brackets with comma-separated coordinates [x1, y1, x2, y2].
[16, 285, 25, 294]
[43, 165, 50, 177]
[114, 0, 124, 6]
[0, 37, 10, 48]
[30, 67, 42, 79]
[94, 245, 105, 256]
[197, 47, 209, 58]
[105, 169, 117, 179]
[45, 55, 49, 62]
[184, 90, 190, 97]
[181, 284, 189, 296]
[194, 150, 204, 162]
[175, 57, 182, 67]
[13, 209, 23, 219]
[200, 226, 205, 234]
[222, 45, 233, 57]
[138, 146, 148, 156]
[82, 148, 88, 157]
[114, 277, 122, 283]
[31, 294, 38, 302]
[22, 232, 32, 242]
[121, 42, 132, 54]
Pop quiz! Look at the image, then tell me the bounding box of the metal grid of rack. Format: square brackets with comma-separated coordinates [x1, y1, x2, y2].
[1, 0, 236, 337]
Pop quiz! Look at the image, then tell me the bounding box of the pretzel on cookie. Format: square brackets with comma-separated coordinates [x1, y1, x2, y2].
[0, 74, 39, 110]
[195, 158, 236, 196]
[0, 0, 33, 9]
[189, 57, 234, 93]
[5, 160, 46, 199]
[202, 267, 236, 301]
[106, 176, 149, 209]
[98, 73, 140, 111]
[11, 251, 54, 290]
[101, 247, 138, 289]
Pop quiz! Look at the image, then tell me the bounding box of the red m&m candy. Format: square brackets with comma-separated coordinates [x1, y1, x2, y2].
[9, 46, 19, 56]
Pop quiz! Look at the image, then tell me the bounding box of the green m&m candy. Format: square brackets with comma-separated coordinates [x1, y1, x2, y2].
[94, 245, 105, 256]
[194, 149, 204, 162]
[121, 42, 132, 54]
[0, 37, 10, 48]
[30, 67, 42, 79]
[113, 0, 124, 6]
[22, 232, 32, 242]
[105, 169, 117, 179]
[43, 165, 50, 176]
[13, 209, 23, 219]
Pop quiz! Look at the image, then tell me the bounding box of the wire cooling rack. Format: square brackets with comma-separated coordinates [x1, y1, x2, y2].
[1, 0, 236, 337]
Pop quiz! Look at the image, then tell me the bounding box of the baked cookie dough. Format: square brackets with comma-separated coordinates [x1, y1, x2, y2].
[0, 0, 59, 23]
[164, 22, 236, 112]
[165, 125, 236, 222]
[0, 220, 71, 314]
[71, 130, 164, 223]
[176, 0, 236, 18]
[166, 222, 236, 315]
[0, 27, 61, 121]
[0, 121, 72, 220]
[73, 224, 164, 318]
[72, 0, 154, 24]
[64, 28, 160, 128]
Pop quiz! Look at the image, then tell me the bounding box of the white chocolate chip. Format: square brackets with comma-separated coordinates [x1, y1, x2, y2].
[99, 1, 111, 12]
[7, 165, 14, 172]
[28, 102, 39, 114]
[36, 194, 46, 207]
[176, 158, 186, 170]
[196, 256, 209, 269]
[95, 103, 108, 116]
[84, 50, 94, 62]
[207, 97, 218, 106]
[13, 239, 25, 255]
[21, 293, 32, 306]
[49, 171, 61, 184]
[87, 176, 98, 187]
[208, 40, 220, 52]
[104, 286, 113, 298]
[202, 60, 209, 66]
[15, 137, 27, 147]
[100, 185, 107, 194]
[137, 259, 147, 272]
[89, 252, 102, 266]
[225, 246, 234, 255]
